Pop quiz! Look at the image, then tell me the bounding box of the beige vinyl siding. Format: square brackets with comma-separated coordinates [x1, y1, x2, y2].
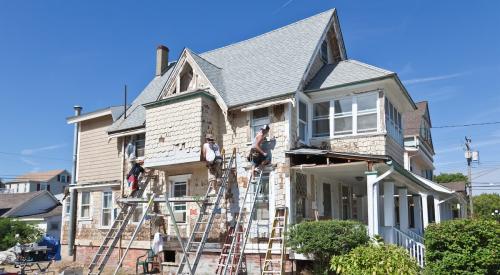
[78, 116, 122, 183]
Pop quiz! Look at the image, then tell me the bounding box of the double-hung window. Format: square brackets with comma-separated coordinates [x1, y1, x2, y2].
[251, 108, 270, 138]
[65, 197, 71, 216]
[333, 98, 353, 135]
[385, 98, 403, 144]
[298, 100, 308, 141]
[356, 93, 378, 133]
[312, 102, 330, 137]
[170, 176, 189, 223]
[101, 191, 113, 227]
[80, 192, 91, 219]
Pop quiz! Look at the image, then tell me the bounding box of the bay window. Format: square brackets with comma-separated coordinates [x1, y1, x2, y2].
[356, 93, 378, 133]
[312, 102, 330, 137]
[333, 98, 353, 135]
[385, 98, 403, 144]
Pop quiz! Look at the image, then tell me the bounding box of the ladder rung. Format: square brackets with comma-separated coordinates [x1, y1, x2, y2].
[270, 237, 283, 240]
[264, 259, 282, 262]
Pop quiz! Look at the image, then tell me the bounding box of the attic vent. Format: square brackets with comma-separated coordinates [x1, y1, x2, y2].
[180, 63, 194, 92]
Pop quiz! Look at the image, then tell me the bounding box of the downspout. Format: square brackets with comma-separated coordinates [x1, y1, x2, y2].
[68, 105, 82, 257]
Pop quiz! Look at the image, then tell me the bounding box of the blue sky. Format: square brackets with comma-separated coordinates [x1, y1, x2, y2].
[0, 1, 499, 194]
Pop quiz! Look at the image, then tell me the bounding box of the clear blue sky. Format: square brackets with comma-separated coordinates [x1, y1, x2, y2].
[0, 1, 499, 193]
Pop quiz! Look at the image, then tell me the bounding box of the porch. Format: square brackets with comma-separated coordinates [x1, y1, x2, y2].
[286, 149, 466, 267]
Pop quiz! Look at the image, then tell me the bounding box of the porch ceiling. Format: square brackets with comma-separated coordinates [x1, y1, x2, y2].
[290, 161, 389, 183]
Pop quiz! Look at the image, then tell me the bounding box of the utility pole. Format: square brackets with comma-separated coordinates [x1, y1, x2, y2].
[464, 137, 477, 218]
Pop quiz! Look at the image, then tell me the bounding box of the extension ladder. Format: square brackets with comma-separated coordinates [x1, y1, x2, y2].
[87, 172, 154, 275]
[218, 170, 265, 275]
[215, 224, 246, 275]
[262, 207, 288, 275]
[176, 149, 236, 275]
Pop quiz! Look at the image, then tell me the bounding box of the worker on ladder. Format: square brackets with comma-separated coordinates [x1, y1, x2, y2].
[127, 159, 145, 197]
[203, 133, 223, 194]
[249, 124, 272, 181]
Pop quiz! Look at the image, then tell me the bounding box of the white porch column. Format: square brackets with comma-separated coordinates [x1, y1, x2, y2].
[398, 188, 409, 232]
[383, 182, 395, 227]
[413, 195, 423, 235]
[434, 195, 441, 223]
[420, 192, 429, 228]
[366, 171, 379, 237]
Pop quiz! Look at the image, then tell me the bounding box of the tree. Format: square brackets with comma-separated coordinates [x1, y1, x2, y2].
[0, 218, 43, 251]
[473, 193, 500, 220]
[288, 220, 369, 274]
[434, 172, 467, 183]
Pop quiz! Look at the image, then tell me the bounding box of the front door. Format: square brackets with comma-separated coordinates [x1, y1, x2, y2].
[323, 183, 332, 218]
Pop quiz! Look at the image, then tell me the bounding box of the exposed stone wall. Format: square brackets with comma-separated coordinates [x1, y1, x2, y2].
[310, 134, 386, 155]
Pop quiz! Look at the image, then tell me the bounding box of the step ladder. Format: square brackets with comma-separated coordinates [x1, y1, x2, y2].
[218, 169, 265, 275]
[262, 207, 288, 275]
[215, 224, 246, 275]
[176, 149, 236, 275]
[87, 172, 154, 275]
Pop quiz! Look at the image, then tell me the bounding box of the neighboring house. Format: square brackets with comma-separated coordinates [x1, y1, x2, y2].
[0, 190, 62, 240]
[5, 170, 71, 195]
[63, 9, 466, 271]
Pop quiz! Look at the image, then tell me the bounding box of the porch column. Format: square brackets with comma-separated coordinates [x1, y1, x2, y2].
[413, 195, 423, 235]
[398, 188, 409, 232]
[434, 195, 441, 223]
[420, 192, 429, 229]
[383, 182, 395, 227]
[366, 171, 379, 237]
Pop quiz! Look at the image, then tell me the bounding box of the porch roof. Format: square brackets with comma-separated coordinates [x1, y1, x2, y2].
[285, 148, 391, 162]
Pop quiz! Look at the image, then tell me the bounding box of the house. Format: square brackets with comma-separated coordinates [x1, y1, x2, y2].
[4, 170, 71, 195]
[63, 9, 466, 272]
[0, 190, 63, 240]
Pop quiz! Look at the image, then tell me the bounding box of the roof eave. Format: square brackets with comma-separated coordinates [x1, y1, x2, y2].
[304, 74, 396, 94]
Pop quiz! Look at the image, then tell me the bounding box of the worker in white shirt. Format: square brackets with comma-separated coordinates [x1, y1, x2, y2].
[202, 134, 223, 193]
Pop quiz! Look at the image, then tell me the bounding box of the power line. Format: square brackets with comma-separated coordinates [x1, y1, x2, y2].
[404, 121, 500, 130]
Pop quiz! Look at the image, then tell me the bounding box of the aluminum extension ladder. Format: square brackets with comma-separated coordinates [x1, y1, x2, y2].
[262, 207, 288, 275]
[87, 172, 154, 275]
[217, 169, 265, 275]
[176, 149, 237, 275]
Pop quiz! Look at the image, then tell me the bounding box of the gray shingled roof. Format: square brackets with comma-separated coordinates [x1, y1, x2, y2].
[107, 64, 176, 133]
[199, 9, 335, 107]
[305, 60, 394, 91]
[0, 191, 57, 217]
[108, 10, 335, 133]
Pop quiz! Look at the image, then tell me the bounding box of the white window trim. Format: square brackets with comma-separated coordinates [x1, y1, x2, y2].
[298, 100, 309, 143]
[79, 191, 92, 221]
[310, 91, 381, 139]
[251, 108, 271, 139]
[100, 191, 113, 228]
[169, 174, 191, 224]
[64, 197, 71, 217]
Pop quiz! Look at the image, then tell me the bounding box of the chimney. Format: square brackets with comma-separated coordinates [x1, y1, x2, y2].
[156, 45, 169, 76]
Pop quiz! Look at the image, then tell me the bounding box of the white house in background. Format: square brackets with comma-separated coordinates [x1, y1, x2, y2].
[4, 170, 71, 195]
[0, 190, 63, 240]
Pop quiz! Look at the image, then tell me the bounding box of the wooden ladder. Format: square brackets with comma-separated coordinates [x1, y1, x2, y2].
[262, 207, 288, 275]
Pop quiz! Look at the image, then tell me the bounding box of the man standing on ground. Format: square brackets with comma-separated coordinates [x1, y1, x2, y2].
[202, 134, 222, 194]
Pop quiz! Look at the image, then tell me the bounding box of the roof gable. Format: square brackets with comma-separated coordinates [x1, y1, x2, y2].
[9, 169, 68, 183]
[0, 191, 59, 217]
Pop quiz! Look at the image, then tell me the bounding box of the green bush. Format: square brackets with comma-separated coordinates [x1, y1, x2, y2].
[473, 193, 500, 220]
[424, 219, 500, 274]
[288, 220, 369, 274]
[330, 243, 419, 275]
[0, 218, 43, 250]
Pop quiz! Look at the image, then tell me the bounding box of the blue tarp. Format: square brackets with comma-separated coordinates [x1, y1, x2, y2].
[37, 236, 61, 261]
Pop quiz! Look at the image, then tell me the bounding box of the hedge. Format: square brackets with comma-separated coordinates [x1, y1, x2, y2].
[424, 219, 500, 274]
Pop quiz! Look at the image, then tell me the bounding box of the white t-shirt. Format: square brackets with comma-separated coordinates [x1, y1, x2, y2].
[203, 142, 221, 162]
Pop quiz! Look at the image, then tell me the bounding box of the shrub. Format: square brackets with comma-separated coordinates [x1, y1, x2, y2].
[473, 193, 500, 220]
[330, 243, 419, 275]
[0, 218, 43, 250]
[288, 220, 369, 274]
[424, 219, 500, 274]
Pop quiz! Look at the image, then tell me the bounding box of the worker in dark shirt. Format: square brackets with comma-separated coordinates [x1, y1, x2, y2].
[127, 159, 145, 197]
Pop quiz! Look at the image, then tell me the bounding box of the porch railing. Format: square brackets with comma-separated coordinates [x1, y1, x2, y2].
[393, 227, 425, 268]
[404, 229, 424, 244]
